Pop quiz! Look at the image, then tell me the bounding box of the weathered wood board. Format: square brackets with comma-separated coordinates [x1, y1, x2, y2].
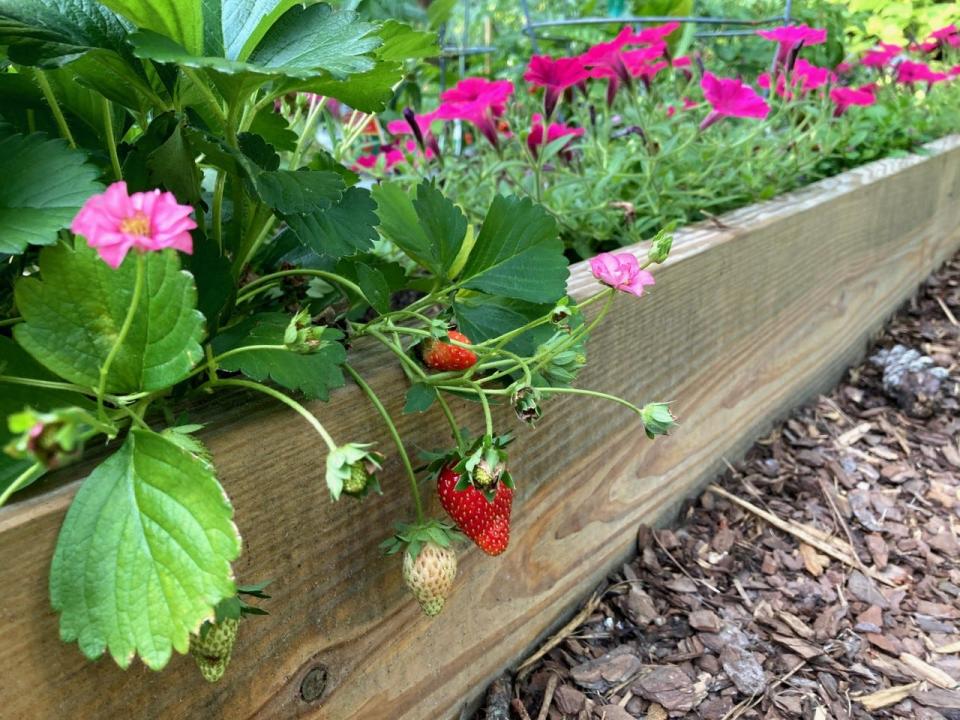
[2, 136, 960, 720]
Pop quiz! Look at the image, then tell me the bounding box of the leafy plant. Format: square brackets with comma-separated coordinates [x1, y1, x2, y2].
[0, 0, 672, 680]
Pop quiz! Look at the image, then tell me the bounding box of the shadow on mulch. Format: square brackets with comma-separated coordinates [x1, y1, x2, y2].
[474, 254, 960, 720]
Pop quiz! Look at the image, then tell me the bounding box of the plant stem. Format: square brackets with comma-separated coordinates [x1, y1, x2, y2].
[35, 71, 75, 148]
[182, 68, 227, 125]
[435, 393, 465, 448]
[208, 378, 338, 450]
[237, 268, 368, 305]
[0, 462, 44, 508]
[536, 385, 645, 417]
[97, 252, 146, 421]
[290, 96, 327, 168]
[344, 364, 423, 523]
[102, 97, 122, 181]
[470, 381, 494, 437]
[212, 170, 226, 252]
[0, 316, 23, 328]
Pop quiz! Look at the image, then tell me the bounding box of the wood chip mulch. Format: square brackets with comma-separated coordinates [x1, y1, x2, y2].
[475, 253, 960, 720]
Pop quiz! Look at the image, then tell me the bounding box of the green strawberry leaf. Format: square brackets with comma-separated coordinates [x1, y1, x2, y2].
[254, 169, 344, 215]
[453, 294, 554, 355]
[0, 129, 103, 254]
[272, 60, 401, 112]
[49, 428, 241, 670]
[211, 313, 346, 400]
[375, 20, 438, 61]
[403, 382, 437, 414]
[372, 181, 466, 277]
[131, 3, 381, 99]
[458, 195, 568, 303]
[286, 186, 379, 259]
[13, 243, 205, 393]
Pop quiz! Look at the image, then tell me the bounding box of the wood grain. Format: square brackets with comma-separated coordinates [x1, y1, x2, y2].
[2, 136, 960, 720]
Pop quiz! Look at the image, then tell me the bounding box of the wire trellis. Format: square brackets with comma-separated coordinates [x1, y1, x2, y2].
[438, 0, 794, 89]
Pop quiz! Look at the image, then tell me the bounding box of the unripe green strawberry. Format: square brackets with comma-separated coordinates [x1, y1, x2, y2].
[403, 542, 457, 616]
[342, 462, 370, 495]
[189, 617, 239, 683]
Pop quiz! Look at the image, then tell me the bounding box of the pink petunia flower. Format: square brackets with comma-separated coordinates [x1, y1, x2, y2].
[834, 61, 854, 75]
[699, 72, 770, 130]
[589, 252, 655, 297]
[625, 22, 680, 47]
[71, 182, 195, 269]
[829, 85, 875, 116]
[523, 55, 590, 118]
[861, 43, 901, 68]
[527, 114, 585, 160]
[896, 59, 949, 86]
[436, 77, 514, 149]
[757, 24, 827, 63]
[760, 59, 835, 98]
[386, 110, 439, 136]
[928, 24, 960, 49]
[353, 147, 407, 173]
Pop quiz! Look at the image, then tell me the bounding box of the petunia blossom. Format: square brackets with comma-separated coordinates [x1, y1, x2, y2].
[527, 114, 585, 160]
[699, 72, 770, 130]
[829, 85, 875, 116]
[896, 59, 949, 86]
[71, 182, 195, 269]
[757, 24, 827, 63]
[928, 24, 960, 49]
[625, 21, 679, 48]
[523, 55, 590, 117]
[759, 59, 835, 98]
[861, 43, 901, 68]
[589, 252, 655, 297]
[436, 77, 514, 148]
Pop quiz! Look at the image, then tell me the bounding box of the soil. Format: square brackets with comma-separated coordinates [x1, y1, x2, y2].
[473, 253, 960, 720]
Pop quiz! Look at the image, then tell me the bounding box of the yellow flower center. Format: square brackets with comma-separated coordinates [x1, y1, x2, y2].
[119, 212, 150, 237]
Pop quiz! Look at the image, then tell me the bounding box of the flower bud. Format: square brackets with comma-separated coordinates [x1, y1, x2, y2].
[647, 226, 674, 265]
[5, 408, 87, 469]
[641, 403, 677, 439]
[285, 310, 331, 354]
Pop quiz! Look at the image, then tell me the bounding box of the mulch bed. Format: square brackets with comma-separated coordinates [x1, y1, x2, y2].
[475, 253, 960, 720]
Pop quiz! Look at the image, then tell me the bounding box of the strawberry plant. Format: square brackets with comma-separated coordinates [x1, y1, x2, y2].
[0, 0, 673, 680]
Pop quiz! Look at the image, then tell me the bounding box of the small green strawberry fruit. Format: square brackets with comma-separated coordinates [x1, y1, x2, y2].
[189, 617, 239, 683]
[403, 542, 457, 617]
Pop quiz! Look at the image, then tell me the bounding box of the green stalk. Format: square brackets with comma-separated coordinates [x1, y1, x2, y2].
[102, 97, 122, 181]
[35, 71, 75, 148]
[208, 378, 337, 450]
[237, 268, 368, 305]
[469, 381, 494, 437]
[344, 365, 423, 523]
[212, 170, 226, 252]
[0, 463, 44, 508]
[97, 252, 146, 421]
[536, 385, 645, 417]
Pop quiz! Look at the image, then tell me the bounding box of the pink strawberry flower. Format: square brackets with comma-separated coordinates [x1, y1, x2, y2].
[896, 59, 948, 86]
[527, 114, 584, 160]
[436, 77, 514, 149]
[589, 252, 655, 297]
[699, 72, 770, 130]
[829, 85, 875, 116]
[523, 55, 590, 117]
[757, 24, 827, 63]
[861, 43, 901, 68]
[71, 182, 195, 269]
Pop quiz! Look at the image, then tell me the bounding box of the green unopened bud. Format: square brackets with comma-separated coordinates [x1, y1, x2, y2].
[284, 310, 332, 354]
[647, 226, 674, 265]
[550, 298, 573, 324]
[5, 407, 88, 469]
[641, 403, 677, 439]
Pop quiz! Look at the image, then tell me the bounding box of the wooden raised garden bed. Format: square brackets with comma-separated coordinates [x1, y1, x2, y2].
[2, 136, 960, 720]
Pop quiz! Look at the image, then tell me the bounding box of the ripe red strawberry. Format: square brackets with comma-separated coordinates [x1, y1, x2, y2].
[403, 541, 458, 616]
[437, 463, 513, 556]
[421, 330, 478, 371]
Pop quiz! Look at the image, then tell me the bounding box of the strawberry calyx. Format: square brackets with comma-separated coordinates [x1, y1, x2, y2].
[381, 518, 464, 560]
[325, 442, 384, 500]
[428, 433, 514, 502]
